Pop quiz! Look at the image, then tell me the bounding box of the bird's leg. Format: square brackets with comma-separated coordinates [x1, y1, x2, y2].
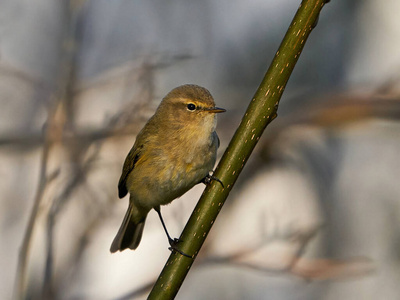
[154, 206, 192, 258]
[155, 206, 176, 243]
[201, 172, 224, 188]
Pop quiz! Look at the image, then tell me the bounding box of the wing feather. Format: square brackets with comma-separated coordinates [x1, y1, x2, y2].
[118, 145, 143, 198]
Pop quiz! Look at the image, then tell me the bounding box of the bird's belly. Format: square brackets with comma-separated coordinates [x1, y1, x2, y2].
[128, 154, 214, 209]
[155, 160, 210, 205]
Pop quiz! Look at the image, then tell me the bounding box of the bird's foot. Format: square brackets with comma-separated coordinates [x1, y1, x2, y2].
[168, 238, 192, 258]
[201, 173, 224, 188]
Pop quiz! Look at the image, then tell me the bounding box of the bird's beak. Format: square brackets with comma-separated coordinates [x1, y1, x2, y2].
[205, 107, 226, 113]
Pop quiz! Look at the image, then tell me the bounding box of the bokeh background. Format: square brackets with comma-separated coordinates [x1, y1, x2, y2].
[1, 0, 400, 299]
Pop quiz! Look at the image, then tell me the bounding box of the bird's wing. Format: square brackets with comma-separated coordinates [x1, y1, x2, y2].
[213, 131, 220, 148]
[118, 144, 143, 199]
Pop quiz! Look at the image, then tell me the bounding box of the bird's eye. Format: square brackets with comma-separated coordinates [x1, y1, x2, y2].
[187, 103, 196, 111]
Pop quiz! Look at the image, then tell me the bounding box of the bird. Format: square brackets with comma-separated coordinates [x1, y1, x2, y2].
[110, 84, 225, 255]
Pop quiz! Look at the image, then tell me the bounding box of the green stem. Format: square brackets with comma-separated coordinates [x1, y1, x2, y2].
[148, 0, 329, 299]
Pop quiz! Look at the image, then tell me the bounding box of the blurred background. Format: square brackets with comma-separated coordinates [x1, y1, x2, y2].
[1, 0, 400, 299]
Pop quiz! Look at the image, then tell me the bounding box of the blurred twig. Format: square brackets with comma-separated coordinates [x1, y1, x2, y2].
[13, 112, 53, 300]
[279, 95, 400, 129]
[115, 223, 373, 299]
[14, 1, 81, 298]
[42, 2, 82, 297]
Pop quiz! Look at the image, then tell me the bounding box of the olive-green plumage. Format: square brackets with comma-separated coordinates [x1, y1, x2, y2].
[110, 84, 225, 253]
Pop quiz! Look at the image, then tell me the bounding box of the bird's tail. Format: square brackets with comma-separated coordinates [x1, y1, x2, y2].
[110, 201, 147, 253]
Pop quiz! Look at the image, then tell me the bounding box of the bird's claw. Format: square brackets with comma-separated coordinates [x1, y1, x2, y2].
[168, 238, 192, 258]
[202, 174, 224, 188]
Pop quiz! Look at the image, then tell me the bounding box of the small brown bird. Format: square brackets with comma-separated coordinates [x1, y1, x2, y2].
[110, 84, 225, 254]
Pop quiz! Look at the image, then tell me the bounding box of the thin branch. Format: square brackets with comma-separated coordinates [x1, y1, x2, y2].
[148, 1, 330, 299]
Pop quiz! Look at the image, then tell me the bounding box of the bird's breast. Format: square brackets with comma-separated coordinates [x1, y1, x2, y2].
[127, 128, 218, 209]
